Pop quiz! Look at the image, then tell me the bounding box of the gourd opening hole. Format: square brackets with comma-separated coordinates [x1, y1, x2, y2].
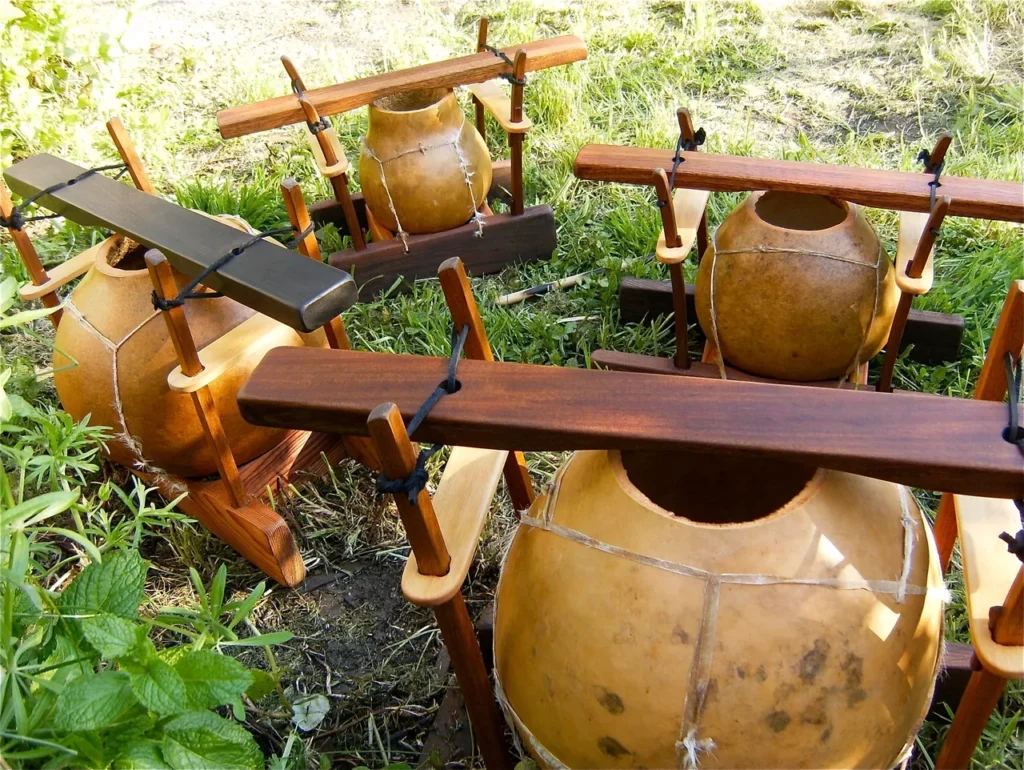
[106, 236, 148, 271]
[753, 191, 849, 231]
[375, 88, 449, 113]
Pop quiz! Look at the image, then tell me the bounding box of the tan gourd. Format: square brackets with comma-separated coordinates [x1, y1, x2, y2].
[494, 449, 944, 769]
[694, 191, 898, 382]
[53, 221, 325, 478]
[359, 88, 492, 235]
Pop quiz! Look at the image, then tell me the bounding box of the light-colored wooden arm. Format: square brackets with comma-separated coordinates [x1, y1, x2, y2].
[953, 494, 1024, 678]
[305, 127, 350, 178]
[167, 314, 300, 393]
[656, 188, 710, 264]
[18, 239, 106, 301]
[895, 210, 935, 295]
[466, 80, 532, 134]
[402, 447, 508, 606]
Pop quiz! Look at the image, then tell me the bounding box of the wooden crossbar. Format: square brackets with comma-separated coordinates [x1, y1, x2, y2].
[3, 154, 356, 331]
[573, 145, 1024, 222]
[217, 36, 587, 139]
[238, 348, 1024, 499]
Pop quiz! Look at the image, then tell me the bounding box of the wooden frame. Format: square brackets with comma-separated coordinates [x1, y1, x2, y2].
[218, 19, 586, 299]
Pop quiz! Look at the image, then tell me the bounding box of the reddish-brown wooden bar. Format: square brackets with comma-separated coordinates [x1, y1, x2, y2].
[238, 348, 1023, 499]
[573, 145, 1024, 222]
[217, 36, 587, 139]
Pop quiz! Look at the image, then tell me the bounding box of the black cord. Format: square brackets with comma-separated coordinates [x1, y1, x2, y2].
[151, 222, 314, 311]
[998, 352, 1024, 563]
[483, 44, 527, 86]
[656, 127, 705, 209]
[1, 162, 129, 231]
[916, 148, 944, 212]
[288, 75, 332, 134]
[377, 324, 470, 503]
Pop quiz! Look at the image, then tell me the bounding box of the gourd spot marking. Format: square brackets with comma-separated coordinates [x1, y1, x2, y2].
[671, 624, 691, 644]
[821, 726, 833, 743]
[754, 665, 768, 683]
[765, 710, 791, 733]
[598, 689, 625, 715]
[800, 693, 829, 726]
[799, 639, 831, 684]
[598, 736, 631, 758]
[841, 652, 868, 707]
[736, 666, 747, 679]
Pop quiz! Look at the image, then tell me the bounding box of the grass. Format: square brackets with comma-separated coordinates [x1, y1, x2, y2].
[2, 0, 1023, 767]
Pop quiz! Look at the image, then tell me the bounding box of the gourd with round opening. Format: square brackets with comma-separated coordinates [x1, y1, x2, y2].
[619, 449, 818, 524]
[105, 236, 148, 271]
[374, 88, 449, 113]
[753, 190, 849, 231]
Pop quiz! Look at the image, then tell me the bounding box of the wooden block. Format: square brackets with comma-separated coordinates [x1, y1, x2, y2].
[402, 447, 508, 606]
[329, 205, 557, 300]
[466, 81, 532, 133]
[217, 36, 587, 138]
[18, 239, 103, 301]
[930, 642, 975, 716]
[3, 154, 356, 332]
[656, 188, 710, 264]
[953, 494, 1024, 678]
[167, 314, 299, 393]
[574, 144, 1024, 222]
[895, 210, 935, 295]
[617, 276, 964, 364]
[238, 348, 1024, 498]
[305, 127, 350, 178]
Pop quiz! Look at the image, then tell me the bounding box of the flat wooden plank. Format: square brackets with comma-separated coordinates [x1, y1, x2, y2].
[895, 211, 935, 295]
[329, 205, 556, 300]
[574, 145, 1024, 222]
[218, 36, 587, 139]
[656, 188, 709, 264]
[617, 276, 964, 364]
[238, 348, 1023, 498]
[3, 155, 356, 332]
[953, 495, 1024, 678]
[466, 81, 532, 134]
[402, 447, 507, 607]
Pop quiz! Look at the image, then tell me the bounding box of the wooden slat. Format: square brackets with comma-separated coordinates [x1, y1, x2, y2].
[238, 348, 1023, 498]
[217, 36, 587, 139]
[894, 211, 935, 295]
[656, 188, 710, 264]
[466, 80, 532, 134]
[305, 127, 349, 178]
[953, 495, 1024, 678]
[17, 239, 102, 301]
[3, 155, 356, 332]
[574, 144, 1024, 222]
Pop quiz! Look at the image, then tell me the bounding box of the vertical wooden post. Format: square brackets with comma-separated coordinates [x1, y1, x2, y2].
[878, 197, 950, 393]
[677, 108, 708, 259]
[474, 18, 489, 140]
[653, 169, 691, 370]
[280, 178, 351, 350]
[106, 117, 156, 194]
[368, 403, 510, 770]
[145, 250, 247, 506]
[0, 178, 62, 327]
[509, 49, 527, 216]
[437, 257, 535, 512]
[934, 280, 1023, 572]
[935, 659, 1008, 768]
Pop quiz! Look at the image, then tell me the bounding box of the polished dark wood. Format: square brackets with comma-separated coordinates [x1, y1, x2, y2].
[936, 665, 1008, 769]
[329, 205, 556, 300]
[574, 144, 1024, 222]
[239, 348, 1023, 498]
[4, 154, 356, 332]
[618, 276, 964, 365]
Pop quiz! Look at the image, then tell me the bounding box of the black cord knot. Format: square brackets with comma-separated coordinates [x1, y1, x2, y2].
[998, 528, 1024, 563]
[682, 127, 706, 153]
[2, 162, 128, 233]
[377, 447, 436, 504]
[0, 208, 26, 231]
[917, 148, 944, 210]
[307, 116, 331, 135]
[484, 44, 526, 86]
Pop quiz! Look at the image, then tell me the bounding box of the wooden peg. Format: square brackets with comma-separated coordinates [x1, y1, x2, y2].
[281, 55, 305, 93]
[106, 117, 155, 195]
[935, 664, 1008, 769]
[0, 177, 61, 327]
[437, 257, 535, 511]
[878, 196, 951, 393]
[676, 107, 709, 258]
[474, 18, 489, 139]
[990, 567, 1023, 647]
[926, 132, 953, 172]
[654, 168, 681, 248]
[509, 49, 527, 216]
[653, 169, 691, 370]
[145, 249, 247, 506]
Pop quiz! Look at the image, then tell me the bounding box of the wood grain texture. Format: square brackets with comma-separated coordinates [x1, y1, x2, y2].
[574, 144, 1024, 222]
[1, 176, 62, 325]
[617, 276, 964, 365]
[3, 154, 357, 331]
[106, 117, 155, 194]
[217, 36, 586, 138]
[329, 205, 556, 301]
[238, 348, 1024, 497]
[17, 241, 98, 301]
[935, 666, 1008, 769]
[466, 80, 532, 133]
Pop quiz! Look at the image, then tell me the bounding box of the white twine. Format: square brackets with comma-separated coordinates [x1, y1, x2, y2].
[677, 729, 717, 770]
[896, 485, 918, 604]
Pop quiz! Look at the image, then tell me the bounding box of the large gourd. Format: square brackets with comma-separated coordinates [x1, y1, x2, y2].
[694, 191, 898, 381]
[359, 88, 492, 235]
[494, 449, 944, 768]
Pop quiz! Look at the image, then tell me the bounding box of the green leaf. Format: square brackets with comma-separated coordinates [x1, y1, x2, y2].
[113, 741, 172, 770]
[244, 669, 277, 702]
[60, 549, 147, 619]
[221, 630, 293, 647]
[161, 711, 263, 770]
[53, 670, 137, 732]
[82, 613, 138, 659]
[0, 489, 78, 528]
[130, 659, 188, 716]
[174, 650, 253, 710]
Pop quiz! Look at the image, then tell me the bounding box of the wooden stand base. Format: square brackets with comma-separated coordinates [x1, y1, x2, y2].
[140, 430, 360, 586]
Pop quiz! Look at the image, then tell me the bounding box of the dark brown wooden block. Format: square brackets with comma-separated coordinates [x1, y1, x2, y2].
[328, 204, 556, 300]
[4, 155, 356, 331]
[238, 348, 1024, 498]
[617, 276, 964, 365]
[931, 642, 975, 717]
